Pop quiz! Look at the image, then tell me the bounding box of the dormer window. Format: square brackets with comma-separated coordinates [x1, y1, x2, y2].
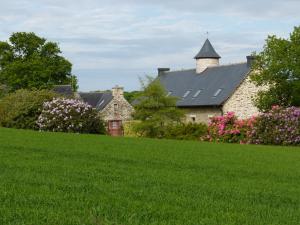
[193, 89, 203, 98]
[167, 91, 172, 97]
[213, 89, 223, 97]
[114, 103, 118, 112]
[98, 100, 105, 106]
[183, 90, 191, 98]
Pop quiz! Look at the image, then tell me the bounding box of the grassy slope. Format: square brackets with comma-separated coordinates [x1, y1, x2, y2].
[0, 128, 300, 225]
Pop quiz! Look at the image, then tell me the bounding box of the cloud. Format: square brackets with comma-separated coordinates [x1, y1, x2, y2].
[0, 0, 299, 91]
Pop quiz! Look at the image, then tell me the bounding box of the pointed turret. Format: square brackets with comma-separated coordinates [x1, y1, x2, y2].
[195, 39, 221, 73]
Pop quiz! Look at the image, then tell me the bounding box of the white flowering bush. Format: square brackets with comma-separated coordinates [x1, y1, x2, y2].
[37, 98, 105, 134]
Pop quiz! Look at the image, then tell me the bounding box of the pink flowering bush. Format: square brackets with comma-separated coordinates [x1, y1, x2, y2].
[37, 98, 105, 134]
[249, 106, 300, 146]
[205, 112, 256, 144]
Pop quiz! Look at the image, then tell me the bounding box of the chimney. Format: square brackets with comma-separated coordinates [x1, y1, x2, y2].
[158, 68, 170, 76]
[247, 56, 256, 68]
[112, 85, 124, 99]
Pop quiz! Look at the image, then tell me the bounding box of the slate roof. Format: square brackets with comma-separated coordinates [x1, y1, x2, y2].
[194, 39, 221, 59]
[78, 92, 113, 110]
[53, 85, 73, 96]
[158, 63, 251, 107]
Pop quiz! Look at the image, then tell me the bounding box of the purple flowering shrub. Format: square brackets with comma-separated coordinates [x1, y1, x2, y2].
[249, 106, 300, 145]
[37, 98, 105, 134]
[204, 112, 255, 144]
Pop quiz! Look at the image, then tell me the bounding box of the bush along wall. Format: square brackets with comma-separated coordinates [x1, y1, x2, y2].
[205, 107, 300, 146]
[37, 98, 106, 134]
[164, 123, 208, 141]
[204, 112, 255, 144]
[249, 106, 300, 146]
[0, 89, 58, 130]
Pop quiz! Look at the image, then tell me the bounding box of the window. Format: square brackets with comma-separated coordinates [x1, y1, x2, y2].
[190, 115, 196, 123]
[111, 121, 120, 129]
[182, 90, 191, 98]
[213, 89, 223, 97]
[193, 89, 203, 98]
[114, 103, 118, 112]
[98, 100, 105, 106]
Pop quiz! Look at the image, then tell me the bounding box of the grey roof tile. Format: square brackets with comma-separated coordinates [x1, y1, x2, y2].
[158, 63, 250, 107]
[194, 39, 221, 59]
[78, 92, 113, 110]
[53, 85, 73, 96]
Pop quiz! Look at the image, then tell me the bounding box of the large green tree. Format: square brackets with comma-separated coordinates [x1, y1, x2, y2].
[133, 77, 184, 138]
[0, 32, 77, 92]
[251, 26, 300, 111]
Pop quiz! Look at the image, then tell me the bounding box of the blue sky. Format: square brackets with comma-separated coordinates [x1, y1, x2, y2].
[1, 0, 299, 91]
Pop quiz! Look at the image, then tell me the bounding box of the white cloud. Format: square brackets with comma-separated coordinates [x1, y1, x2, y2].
[0, 0, 299, 91]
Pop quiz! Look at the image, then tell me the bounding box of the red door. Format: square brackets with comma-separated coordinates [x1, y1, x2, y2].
[108, 120, 123, 136]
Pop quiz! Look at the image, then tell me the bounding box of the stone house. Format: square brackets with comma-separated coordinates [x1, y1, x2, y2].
[157, 39, 262, 124]
[53, 85, 134, 136]
[78, 86, 134, 136]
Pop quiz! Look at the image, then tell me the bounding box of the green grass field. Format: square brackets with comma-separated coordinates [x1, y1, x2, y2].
[0, 128, 300, 225]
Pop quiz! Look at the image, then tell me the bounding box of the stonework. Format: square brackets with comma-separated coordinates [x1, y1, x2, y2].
[222, 75, 263, 119]
[196, 58, 219, 73]
[182, 107, 222, 124]
[100, 87, 134, 122]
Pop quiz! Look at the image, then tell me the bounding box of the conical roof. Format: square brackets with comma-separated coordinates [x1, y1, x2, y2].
[194, 39, 221, 59]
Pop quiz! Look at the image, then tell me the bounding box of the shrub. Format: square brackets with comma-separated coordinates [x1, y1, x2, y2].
[249, 106, 300, 145]
[123, 120, 141, 137]
[164, 123, 208, 141]
[0, 89, 58, 129]
[0, 84, 9, 99]
[37, 98, 105, 134]
[205, 112, 256, 144]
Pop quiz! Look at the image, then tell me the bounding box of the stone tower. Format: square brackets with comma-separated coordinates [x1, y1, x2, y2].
[195, 39, 221, 73]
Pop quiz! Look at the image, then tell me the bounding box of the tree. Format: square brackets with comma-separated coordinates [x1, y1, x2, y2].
[124, 90, 142, 103]
[0, 84, 8, 98]
[0, 32, 77, 92]
[133, 77, 184, 138]
[0, 89, 58, 130]
[251, 26, 300, 111]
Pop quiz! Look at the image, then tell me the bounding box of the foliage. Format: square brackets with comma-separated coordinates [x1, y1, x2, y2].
[37, 98, 105, 134]
[0, 32, 78, 92]
[1, 127, 300, 225]
[0, 89, 58, 129]
[249, 106, 300, 145]
[0, 84, 8, 99]
[124, 91, 142, 103]
[70, 75, 79, 92]
[205, 112, 256, 144]
[164, 122, 208, 141]
[133, 77, 184, 138]
[251, 26, 300, 111]
[123, 120, 140, 137]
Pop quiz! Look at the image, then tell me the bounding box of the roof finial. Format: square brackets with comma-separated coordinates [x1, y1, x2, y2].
[206, 31, 209, 39]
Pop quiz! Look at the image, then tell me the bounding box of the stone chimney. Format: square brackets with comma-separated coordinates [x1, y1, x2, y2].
[247, 56, 256, 68]
[195, 39, 221, 74]
[158, 68, 170, 76]
[112, 85, 124, 99]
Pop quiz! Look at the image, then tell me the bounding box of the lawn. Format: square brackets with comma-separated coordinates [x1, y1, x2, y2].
[0, 128, 300, 225]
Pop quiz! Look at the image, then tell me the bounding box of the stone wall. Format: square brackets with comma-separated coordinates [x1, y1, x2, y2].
[182, 107, 222, 124]
[222, 76, 263, 119]
[100, 94, 134, 122]
[196, 58, 219, 73]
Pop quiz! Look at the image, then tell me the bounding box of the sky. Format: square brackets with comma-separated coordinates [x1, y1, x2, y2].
[0, 0, 299, 91]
